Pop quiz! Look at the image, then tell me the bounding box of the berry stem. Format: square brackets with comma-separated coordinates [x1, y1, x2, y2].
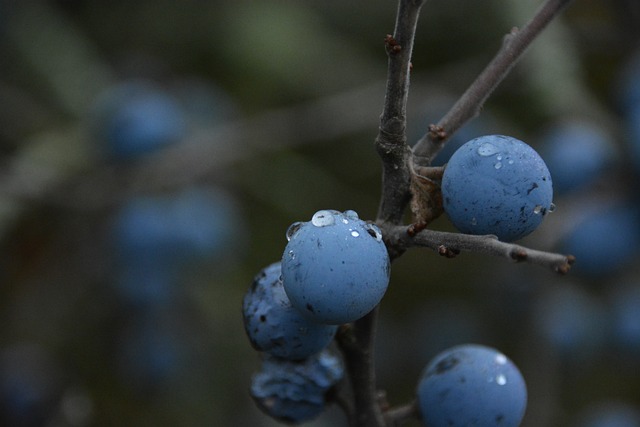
[411, 0, 575, 165]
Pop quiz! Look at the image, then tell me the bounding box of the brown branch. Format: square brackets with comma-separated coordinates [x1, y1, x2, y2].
[336, 308, 385, 427]
[383, 224, 575, 273]
[375, 0, 425, 225]
[411, 0, 575, 164]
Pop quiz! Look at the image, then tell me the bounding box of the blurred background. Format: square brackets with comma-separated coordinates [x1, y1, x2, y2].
[0, 0, 640, 426]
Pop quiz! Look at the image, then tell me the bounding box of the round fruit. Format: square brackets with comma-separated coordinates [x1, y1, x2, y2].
[242, 262, 338, 360]
[417, 344, 527, 427]
[91, 80, 187, 160]
[539, 119, 616, 195]
[281, 210, 390, 325]
[250, 350, 344, 424]
[441, 135, 554, 242]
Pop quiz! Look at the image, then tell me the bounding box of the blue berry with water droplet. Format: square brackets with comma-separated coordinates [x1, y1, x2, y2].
[243, 262, 338, 360]
[441, 135, 553, 242]
[416, 344, 527, 427]
[250, 350, 344, 424]
[282, 210, 390, 325]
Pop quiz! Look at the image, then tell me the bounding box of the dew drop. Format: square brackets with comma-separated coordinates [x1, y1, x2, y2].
[494, 162, 502, 169]
[351, 230, 360, 237]
[288, 250, 296, 260]
[311, 210, 336, 227]
[470, 217, 478, 226]
[365, 224, 383, 242]
[477, 143, 500, 157]
[343, 210, 359, 220]
[497, 155, 503, 161]
[495, 354, 507, 365]
[508, 159, 514, 165]
[496, 374, 507, 386]
[533, 205, 544, 215]
[548, 203, 556, 213]
[286, 222, 303, 241]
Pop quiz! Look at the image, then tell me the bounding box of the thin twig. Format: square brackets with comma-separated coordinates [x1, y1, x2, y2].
[375, 0, 425, 225]
[411, 0, 575, 164]
[384, 400, 419, 426]
[383, 224, 575, 273]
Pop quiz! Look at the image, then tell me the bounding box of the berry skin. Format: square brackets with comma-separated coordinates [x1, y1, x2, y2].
[417, 344, 527, 427]
[281, 210, 390, 325]
[441, 135, 554, 242]
[243, 262, 338, 360]
[250, 350, 344, 424]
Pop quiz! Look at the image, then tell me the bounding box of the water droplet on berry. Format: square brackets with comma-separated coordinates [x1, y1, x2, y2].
[344, 210, 359, 220]
[548, 203, 556, 213]
[533, 205, 544, 215]
[312, 210, 336, 227]
[508, 159, 514, 165]
[494, 162, 502, 169]
[477, 143, 499, 157]
[471, 217, 478, 226]
[497, 155, 503, 161]
[496, 374, 507, 385]
[495, 354, 507, 365]
[286, 222, 303, 241]
[351, 230, 360, 237]
[365, 224, 383, 242]
[288, 250, 296, 260]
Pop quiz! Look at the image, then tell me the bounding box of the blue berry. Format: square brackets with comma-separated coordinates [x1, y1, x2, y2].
[111, 187, 241, 266]
[91, 80, 186, 160]
[539, 119, 616, 195]
[417, 344, 527, 427]
[281, 210, 390, 325]
[243, 262, 338, 360]
[441, 135, 554, 242]
[559, 205, 640, 278]
[250, 350, 344, 424]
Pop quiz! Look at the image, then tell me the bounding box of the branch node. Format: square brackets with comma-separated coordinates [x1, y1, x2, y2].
[407, 222, 427, 237]
[503, 26, 520, 45]
[428, 123, 448, 141]
[438, 245, 459, 258]
[384, 34, 403, 54]
[510, 248, 528, 262]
